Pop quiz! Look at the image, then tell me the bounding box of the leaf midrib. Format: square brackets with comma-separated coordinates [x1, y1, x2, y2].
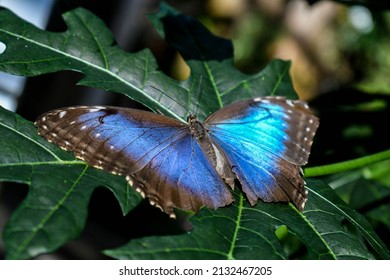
[226, 193, 243, 260]
[309, 188, 390, 259]
[0, 11, 181, 120]
[7, 164, 90, 259]
[0, 160, 84, 167]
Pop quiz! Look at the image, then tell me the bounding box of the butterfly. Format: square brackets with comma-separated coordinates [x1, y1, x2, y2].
[35, 96, 319, 218]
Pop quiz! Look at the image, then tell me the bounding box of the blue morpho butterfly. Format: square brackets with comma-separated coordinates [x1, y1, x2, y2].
[35, 96, 319, 218]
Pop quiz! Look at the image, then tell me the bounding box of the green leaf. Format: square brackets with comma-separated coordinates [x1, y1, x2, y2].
[0, 106, 142, 259]
[104, 179, 389, 260]
[148, 7, 297, 117]
[0, 6, 296, 121]
[349, 179, 390, 231]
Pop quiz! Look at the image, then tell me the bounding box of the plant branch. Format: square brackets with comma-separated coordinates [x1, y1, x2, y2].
[304, 148, 390, 177]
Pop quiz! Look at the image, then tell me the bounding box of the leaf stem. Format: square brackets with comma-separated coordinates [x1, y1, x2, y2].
[304, 148, 390, 177]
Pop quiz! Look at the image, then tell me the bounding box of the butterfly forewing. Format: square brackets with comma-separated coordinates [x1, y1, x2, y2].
[35, 106, 233, 216]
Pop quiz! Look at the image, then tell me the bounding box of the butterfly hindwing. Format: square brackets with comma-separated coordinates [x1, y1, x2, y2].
[36, 106, 233, 216]
[205, 96, 319, 210]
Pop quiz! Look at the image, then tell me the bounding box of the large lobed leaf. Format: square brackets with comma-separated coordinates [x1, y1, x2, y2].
[0, 5, 295, 121]
[0, 4, 388, 259]
[0, 105, 141, 259]
[104, 179, 389, 260]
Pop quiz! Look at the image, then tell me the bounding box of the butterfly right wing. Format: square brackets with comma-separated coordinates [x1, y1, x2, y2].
[35, 106, 233, 216]
[205, 97, 319, 211]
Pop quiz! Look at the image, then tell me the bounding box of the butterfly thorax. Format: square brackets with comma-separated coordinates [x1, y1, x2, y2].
[188, 114, 218, 165]
[187, 115, 207, 141]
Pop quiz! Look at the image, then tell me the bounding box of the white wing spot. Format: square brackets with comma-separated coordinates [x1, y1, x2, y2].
[135, 188, 146, 198]
[59, 111, 67, 118]
[81, 125, 87, 130]
[95, 133, 101, 138]
[286, 100, 295, 107]
[69, 121, 76, 125]
[41, 125, 48, 130]
[126, 176, 133, 186]
[41, 116, 46, 122]
[88, 107, 105, 112]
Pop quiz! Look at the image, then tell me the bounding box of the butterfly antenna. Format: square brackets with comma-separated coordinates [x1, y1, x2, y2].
[188, 75, 203, 117]
[150, 85, 191, 116]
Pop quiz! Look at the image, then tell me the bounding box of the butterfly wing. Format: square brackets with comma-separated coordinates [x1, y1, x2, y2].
[35, 106, 233, 216]
[205, 96, 319, 211]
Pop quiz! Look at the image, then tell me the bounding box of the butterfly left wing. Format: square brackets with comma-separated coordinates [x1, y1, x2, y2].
[205, 96, 319, 211]
[35, 106, 233, 217]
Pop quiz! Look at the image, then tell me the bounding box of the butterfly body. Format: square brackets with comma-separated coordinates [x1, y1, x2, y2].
[35, 96, 319, 217]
